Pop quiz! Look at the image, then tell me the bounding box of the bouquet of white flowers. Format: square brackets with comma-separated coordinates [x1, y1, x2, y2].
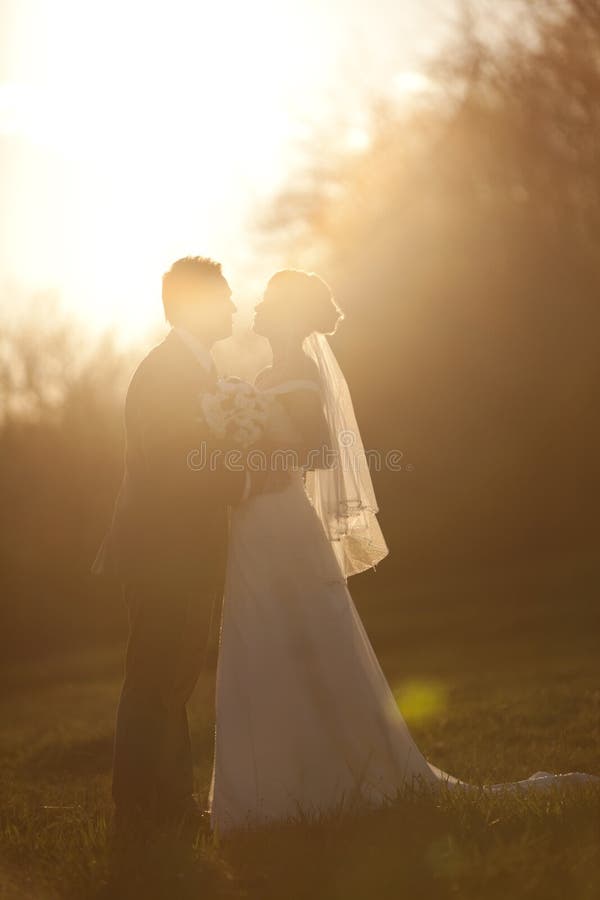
[198, 377, 272, 449]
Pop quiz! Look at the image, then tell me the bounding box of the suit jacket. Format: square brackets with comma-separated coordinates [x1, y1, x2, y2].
[91, 330, 245, 588]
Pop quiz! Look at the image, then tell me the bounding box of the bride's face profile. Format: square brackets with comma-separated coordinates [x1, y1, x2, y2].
[252, 269, 341, 346]
[252, 283, 295, 341]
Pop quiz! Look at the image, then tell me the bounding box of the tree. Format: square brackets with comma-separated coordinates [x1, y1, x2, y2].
[262, 0, 600, 574]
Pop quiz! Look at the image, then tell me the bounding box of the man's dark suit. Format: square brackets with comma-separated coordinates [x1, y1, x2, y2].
[92, 329, 245, 820]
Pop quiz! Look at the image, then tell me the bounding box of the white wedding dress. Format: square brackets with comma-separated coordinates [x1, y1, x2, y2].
[208, 377, 597, 835]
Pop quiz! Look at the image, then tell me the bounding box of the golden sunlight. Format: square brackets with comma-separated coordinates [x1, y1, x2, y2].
[0, 0, 444, 337]
[2, 4, 600, 893]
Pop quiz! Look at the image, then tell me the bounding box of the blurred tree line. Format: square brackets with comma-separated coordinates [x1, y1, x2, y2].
[260, 0, 600, 578]
[1, 0, 599, 658]
[0, 301, 134, 658]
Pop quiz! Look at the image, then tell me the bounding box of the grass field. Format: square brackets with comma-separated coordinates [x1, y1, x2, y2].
[1, 549, 599, 900]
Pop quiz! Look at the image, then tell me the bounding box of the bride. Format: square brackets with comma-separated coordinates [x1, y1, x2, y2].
[208, 269, 597, 835]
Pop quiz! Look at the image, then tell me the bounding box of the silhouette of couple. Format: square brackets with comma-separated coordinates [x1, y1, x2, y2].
[93, 256, 597, 841]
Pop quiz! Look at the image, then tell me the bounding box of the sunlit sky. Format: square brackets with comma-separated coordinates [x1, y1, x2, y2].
[0, 0, 454, 337]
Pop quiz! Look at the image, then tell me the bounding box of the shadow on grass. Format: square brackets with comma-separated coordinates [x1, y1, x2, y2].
[92, 783, 600, 900]
[24, 735, 114, 779]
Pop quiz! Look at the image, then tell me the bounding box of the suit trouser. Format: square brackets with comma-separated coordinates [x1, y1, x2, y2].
[112, 574, 221, 817]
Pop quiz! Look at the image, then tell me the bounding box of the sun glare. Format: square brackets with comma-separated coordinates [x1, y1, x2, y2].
[0, 0, 440, 338]
[0, 2, 334, 334]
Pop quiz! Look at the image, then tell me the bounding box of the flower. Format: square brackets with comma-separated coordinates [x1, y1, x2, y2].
[197, 379, 274, 448]
[233, 392, 255, 411]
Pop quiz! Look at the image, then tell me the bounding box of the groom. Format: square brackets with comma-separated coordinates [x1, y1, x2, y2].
[92, 256, 275, 834]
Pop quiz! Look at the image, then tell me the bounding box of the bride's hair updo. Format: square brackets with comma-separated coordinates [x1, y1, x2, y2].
[265, 269, 344, 337]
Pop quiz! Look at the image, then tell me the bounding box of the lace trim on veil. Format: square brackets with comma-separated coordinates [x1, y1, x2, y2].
[302, 332, 389, 579]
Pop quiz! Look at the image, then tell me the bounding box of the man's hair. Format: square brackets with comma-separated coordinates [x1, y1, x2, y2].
[162, 256, 223, 322]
